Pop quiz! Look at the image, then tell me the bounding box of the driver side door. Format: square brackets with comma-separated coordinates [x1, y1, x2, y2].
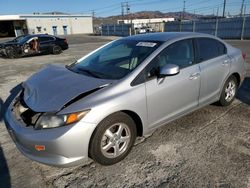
[145, 39, 201, 129]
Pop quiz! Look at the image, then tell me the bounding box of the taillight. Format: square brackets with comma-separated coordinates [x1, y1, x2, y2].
[242, 52, 246, 61]
[64, 39, 68, 44]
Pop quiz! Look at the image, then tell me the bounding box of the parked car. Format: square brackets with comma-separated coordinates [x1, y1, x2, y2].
[0, 34, 68, 58]
[5, 32, 246, 167]
[137, 27, 147, 34]
[136, 27, 154, 34]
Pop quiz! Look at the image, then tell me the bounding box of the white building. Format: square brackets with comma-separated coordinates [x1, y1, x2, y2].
[0, 14, 93, 37]
[118, 17, 175, 28]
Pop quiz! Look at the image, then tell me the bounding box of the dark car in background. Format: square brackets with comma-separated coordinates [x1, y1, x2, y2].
[0, 34, 68, 58]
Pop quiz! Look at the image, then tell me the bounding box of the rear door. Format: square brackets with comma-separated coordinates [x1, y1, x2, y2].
[195, 38, 230, 105]
[145, 39, 201, 128]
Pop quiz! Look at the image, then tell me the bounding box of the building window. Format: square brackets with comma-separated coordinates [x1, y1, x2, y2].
[36, 26, 42, 32]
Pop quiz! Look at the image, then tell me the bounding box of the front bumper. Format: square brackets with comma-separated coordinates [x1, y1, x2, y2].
[5, 105, 97, 167]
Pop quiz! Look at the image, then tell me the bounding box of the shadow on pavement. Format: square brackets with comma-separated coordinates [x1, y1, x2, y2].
[0, 84, 23, 187]
[0, 146, 11, 188]
[237, 76, 250, 105]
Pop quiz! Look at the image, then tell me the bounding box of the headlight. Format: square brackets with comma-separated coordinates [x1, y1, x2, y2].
[35, 110, 90, 130]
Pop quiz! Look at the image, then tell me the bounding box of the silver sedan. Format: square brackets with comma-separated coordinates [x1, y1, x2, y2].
[5, 32, 246, 167]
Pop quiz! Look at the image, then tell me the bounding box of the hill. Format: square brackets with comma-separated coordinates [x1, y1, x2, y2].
[94, 11, 200, 25]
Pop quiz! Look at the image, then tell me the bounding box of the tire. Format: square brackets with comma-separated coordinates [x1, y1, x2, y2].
[218, 75, 238, 106]
[89, 112, 137, 165]
[52, 45, 62, 55]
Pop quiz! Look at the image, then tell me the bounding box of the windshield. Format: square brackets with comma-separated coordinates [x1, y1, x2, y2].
[68, 39, 161, 80]
[13, 35, 28, 43]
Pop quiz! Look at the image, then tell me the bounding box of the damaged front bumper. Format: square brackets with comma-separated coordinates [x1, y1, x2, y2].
[5, 98, 97, 167]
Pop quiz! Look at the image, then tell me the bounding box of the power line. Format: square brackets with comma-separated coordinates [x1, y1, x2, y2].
[85, 0, 249, 18]
[90, 0, 196, 16]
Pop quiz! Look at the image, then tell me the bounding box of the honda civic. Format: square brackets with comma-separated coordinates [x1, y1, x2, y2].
[5, 32, 246, 167]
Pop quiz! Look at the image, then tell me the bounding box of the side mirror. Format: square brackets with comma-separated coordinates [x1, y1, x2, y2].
[159, 64, 180, 77]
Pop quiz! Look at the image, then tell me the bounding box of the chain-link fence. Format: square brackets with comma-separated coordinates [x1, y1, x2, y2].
[101, 16, 250, 40]
[165, 16, 250, 39]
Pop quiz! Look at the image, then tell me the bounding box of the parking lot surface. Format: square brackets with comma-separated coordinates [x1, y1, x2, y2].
[0, 35, 249, 188]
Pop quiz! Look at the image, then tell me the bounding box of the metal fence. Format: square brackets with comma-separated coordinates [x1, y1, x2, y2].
[164, 16, 250, 39]
[101, 17, 250, 39]
[101, 24, 132, 37]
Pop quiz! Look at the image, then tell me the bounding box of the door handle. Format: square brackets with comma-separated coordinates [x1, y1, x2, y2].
[189, 72, 200, 80]
[222, 60, 229, 66]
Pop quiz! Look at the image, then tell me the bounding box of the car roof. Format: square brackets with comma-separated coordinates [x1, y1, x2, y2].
[22, 34, 56, 38]
[123, 32, 215, 42]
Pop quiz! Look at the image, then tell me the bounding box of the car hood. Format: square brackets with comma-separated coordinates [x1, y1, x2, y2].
[1, 40, 18, 46]
[22, 64, 113, 112]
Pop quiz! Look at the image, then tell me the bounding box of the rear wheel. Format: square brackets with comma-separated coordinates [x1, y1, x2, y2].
[52, 45, 62, 55]
[218, 75, 238, 106]
[89, 112, 137, 165]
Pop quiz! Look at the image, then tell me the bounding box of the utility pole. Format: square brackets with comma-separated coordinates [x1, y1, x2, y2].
[182, 0, 186, 20]
[125, 2, 130, 15]
[91, 10, 95, 34]
[222, 0, 226, 17]
[92, 10, 95, 18]
[240, 0, 245, 17]
[121, 2, 130, 22]
[121, 2, 124, 21]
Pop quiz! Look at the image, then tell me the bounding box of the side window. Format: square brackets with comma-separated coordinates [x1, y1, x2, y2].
[217, 40, 227, 56]
[39, 36, 54, 42]
[150, 39, 194, 72]
[197, 38, 226, 62]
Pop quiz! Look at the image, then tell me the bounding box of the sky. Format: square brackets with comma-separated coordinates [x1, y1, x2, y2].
[0, 0, 249, 17]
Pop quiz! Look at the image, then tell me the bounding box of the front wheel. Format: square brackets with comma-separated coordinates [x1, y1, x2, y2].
[89, 112, 137, 165]
[5, 47, 20, 59]
[218, 75, 238, 106]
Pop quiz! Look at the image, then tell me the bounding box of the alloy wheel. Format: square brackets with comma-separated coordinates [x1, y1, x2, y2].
[101, 123, 131, 158]
[225, 80, 236, 102]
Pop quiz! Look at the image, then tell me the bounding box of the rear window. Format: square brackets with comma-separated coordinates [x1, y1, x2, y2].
[39, 36, 54, 42]
[197, 38, 227, 62]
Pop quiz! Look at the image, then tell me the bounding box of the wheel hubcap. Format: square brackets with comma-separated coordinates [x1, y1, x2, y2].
[101, 123, 131, 158]
[225, 81, 236, 102]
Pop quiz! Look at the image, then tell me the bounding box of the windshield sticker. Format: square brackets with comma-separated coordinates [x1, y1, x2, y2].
[136, 42, 157, 47]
